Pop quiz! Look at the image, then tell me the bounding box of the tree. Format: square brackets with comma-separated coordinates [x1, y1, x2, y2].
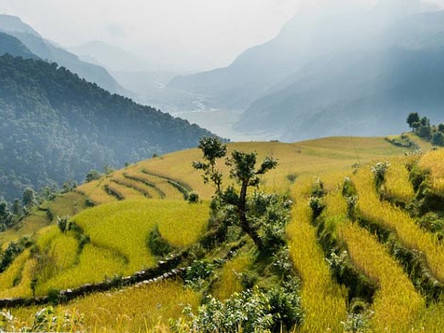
[407, 113, 420, 130]
[85, 170, 102, 183]
[192, 137, 227, 195]
[432, 131, 444, 147]
[417, 124, 432, 139]
[222, 152, 277, 250]
[22, 187, 36, 208]
[438, 123, 444, 133]
[0, 201, 13, 229]
[193, 137, 278, 251]
[11, 199, 22, 216]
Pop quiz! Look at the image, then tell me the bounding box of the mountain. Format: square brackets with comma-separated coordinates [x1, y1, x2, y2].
[169, 5, 444, 140]
[0, 31, 38, 59]
[236, 9, 444, 140]
[0, 15, 126, 95]
[70, 41, 150, 72]
[0, 54, 214, 201]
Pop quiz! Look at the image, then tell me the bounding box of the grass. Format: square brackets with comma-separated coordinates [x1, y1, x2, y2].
[384, 157, 415, 203]
[418, 148, 444, 195]
[14, 280, 201, 332]
[76, 177, 117, 205]
[36, 243, 128, 295]
[0, 192, 87, 246]
[133, 137, 408, 200]
[287, 177, 348, 333]
[1, 199, 209, 295]
[0, 249, 36, 298]
[352, 167, 444, 282]
[73, 200, 208, 275]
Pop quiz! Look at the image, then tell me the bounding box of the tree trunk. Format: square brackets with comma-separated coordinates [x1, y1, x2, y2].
[238, 181, 264, 251]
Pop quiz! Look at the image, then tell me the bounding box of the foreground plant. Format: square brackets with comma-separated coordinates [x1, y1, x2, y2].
[193, 137, 278, 252]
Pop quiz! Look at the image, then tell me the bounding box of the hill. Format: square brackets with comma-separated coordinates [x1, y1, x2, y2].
[0, 15, 126, 95]
[0, 135, 442, 331]
[0, 54, 214, 201]
[0, 32, 38, 59]
[169, 7, 444, 140]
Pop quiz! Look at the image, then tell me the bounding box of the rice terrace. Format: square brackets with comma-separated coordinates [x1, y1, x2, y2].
[1, 1, 444, 332]
[0, 120, 442, 331]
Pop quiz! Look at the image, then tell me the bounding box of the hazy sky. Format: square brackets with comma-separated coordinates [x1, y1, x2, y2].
[1, 0, 443, 72]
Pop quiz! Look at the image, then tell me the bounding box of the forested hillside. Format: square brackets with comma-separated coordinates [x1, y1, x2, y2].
[0, 55, 213, 201]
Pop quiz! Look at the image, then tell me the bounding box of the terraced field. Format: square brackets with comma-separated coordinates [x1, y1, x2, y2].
[1, 136, 443, 332]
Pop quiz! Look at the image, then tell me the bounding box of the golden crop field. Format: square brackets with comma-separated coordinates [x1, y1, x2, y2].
[323, 191, 425, 332]
[384, 157, 415, 203]
[287, 178, 348, 333]
[352, 167, 444, 281]
[1, 135, 443, 332]
[13, 280, 201, 332]
[418, 148, 444, 195]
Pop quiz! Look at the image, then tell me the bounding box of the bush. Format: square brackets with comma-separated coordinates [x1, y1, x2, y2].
[85, 169, 102, 183]
[310, 196, 325, 219]
[188, 192, 199, 203]
[371, 161, 390, 188]
[147, 226, 174, 257]
[180, 281, 302, 333]
[286, 173, 298, 184]
[418, 213, 444, 234]
[432, 131, 444, 147]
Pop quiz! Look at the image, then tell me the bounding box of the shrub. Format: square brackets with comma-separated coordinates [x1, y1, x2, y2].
[188, 192, 199, 203]
[371, 161, 390, 188]
[147, 226, 174, 257]
[286, 173, 298, 184]
[180, 282, 302, 333]
[418, 213, 444, 234]
[47, 288, 61, 305]
[85, 169, 102, 183]
[432, 131, 444, 147]
[56, 216, 71, 233]
[309, 196, 325, 219]
[184, 260, 215, 290]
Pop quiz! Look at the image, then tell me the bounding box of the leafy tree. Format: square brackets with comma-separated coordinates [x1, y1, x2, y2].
[11, 199, 21, 216]
[85, 170, 102, 183]
[192, 137, 227, 195]
[22, 187, 36, 208]
[222, 151, 277, 250]
[438, 123, 444, 133]
[432, 131, 444, 147]
[193, 137, 277, 251]
[407, 112, 420, 129]
[0, 201, 13, 230]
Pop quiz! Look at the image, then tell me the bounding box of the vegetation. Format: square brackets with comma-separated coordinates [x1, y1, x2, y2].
[0, 54, 214, 201]
[406, 112, 444, 147]
[0, 132, 443, 332]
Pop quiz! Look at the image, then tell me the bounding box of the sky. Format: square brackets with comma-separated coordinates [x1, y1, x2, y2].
[1, 0, 443, 72]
